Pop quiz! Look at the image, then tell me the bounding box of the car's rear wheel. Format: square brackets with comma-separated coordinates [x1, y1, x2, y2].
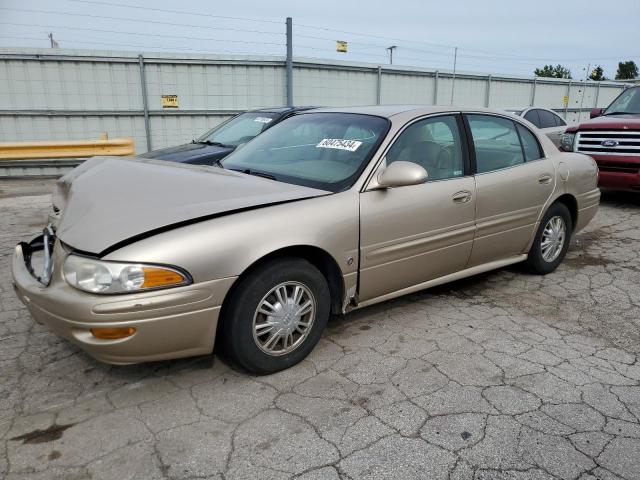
[525, 202, 573, 274]
[220, 257, 330, 374]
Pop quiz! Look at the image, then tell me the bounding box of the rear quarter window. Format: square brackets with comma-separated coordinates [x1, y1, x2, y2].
[516, 124, 544, 161]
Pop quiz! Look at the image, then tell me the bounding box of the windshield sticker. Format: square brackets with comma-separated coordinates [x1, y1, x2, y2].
[316, 138, 362, 152]
[253, 117, 274, 124]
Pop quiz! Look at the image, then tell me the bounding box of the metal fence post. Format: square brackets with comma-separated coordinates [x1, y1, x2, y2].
[137, 54, 151, 152]
[564, 80, 571, 120]
[594, 82, 601, 107]
[376, 66, 382, 105]
[450, 47, 457, 105]
[286, 17, 293, 107]
[485, 75, 492, 107]
[433, 71, 439, 105]
[530, 77, 537, 106]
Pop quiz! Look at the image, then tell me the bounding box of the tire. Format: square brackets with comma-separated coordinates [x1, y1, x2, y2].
[220, 257, 330, 375]
[525, 202, 573, 275]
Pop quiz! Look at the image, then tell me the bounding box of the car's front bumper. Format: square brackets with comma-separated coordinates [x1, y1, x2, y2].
[598, 171, 640, 192]
[591, 154, 640, 192]
[12, 240, 236, 364]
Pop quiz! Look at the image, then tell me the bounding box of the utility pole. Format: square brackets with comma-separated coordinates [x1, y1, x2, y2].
[286, 17, 293, 107]
[386, 46, 397, 65]
[48, 32, 58, 48]
[450, 46, 458, 105]
[579, 62, 591, 115]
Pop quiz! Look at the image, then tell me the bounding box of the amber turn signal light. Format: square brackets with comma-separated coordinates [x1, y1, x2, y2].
[90, 327, 136, 340]
[141, 267, 186, 289]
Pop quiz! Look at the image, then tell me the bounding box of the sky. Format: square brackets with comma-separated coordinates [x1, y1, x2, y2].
[0, 0, 638, 79]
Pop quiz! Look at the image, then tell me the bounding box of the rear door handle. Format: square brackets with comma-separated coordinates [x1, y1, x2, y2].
[452, 190, 472, 203]
[538, 174, 553, 185]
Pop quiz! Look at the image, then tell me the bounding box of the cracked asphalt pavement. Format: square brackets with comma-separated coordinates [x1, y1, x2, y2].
[1, 179, 640, 480]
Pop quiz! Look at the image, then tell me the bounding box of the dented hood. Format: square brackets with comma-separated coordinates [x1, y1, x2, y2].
[55, 156, 328, 255]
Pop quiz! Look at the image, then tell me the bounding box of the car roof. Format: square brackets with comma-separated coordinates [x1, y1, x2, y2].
[249, 106, 316, 114]
[306, 105, 521, 119]
[502, 107, 559, 114]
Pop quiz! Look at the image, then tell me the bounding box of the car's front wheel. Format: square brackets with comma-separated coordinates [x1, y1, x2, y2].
[525, 202, 573, 274]
[220, 257, 330, 374]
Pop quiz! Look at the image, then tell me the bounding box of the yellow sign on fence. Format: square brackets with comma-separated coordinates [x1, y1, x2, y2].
[336, 41, 348, 53]
[563, 95, 569, 107]
[161, 95, 179, 108]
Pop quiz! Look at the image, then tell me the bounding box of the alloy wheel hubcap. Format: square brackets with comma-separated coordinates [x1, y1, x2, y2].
[541, 215, 566, 263]
[252, 282, 316, 356]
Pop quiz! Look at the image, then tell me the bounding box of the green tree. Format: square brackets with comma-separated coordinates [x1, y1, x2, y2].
[615, 61, 638, 80]
[534, 64, 572, 79]
[589, 65, 607, 81]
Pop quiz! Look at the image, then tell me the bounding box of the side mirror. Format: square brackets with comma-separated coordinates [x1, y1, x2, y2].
[377, 161, 428, 188]
[590, 108, 604, 119]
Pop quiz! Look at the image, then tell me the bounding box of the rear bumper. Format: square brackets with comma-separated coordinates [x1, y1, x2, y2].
[12, 242, 236, 364]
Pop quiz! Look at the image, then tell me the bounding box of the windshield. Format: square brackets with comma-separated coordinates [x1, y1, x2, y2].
[222, 113, 390, 192]
[197, 112, 281, 147]
[604, 87, 640, 115]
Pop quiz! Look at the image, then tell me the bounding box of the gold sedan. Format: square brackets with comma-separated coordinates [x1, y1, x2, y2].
[12, 106, 600, 374]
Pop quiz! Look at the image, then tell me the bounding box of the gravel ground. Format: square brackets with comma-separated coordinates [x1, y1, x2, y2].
[1, 178, 640, 480]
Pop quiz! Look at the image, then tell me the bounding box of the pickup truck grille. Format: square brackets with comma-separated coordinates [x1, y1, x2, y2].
[575, 131, 640, 156]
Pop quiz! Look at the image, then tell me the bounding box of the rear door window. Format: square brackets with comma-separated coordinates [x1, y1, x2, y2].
[523, 109, 541, 128]
[553, 113, 567, 126]
[467, 115, 525, 173]
[537, 109, 557, 129]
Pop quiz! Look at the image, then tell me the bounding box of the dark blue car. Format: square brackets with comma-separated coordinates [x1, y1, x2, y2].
[140, 106, 315, 166]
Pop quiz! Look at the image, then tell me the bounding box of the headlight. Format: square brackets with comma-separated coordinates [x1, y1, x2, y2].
[63, 255, 190, 294]
[560, 133, 575, 152]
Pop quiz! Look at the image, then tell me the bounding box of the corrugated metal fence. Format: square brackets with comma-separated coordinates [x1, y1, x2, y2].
[0, 48, 627, 154]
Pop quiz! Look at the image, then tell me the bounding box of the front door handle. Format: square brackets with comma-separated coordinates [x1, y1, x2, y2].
[452, 190, 472, 203]
[538, 174, 553, 185]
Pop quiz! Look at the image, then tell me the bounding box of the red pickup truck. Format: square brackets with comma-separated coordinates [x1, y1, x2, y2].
[560, 85, 640, 191]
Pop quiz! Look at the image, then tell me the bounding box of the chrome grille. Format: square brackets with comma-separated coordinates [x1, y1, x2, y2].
[575, 131, 640, 156]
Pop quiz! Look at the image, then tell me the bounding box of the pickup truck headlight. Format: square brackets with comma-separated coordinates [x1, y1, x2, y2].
[560, 133, 576, 152]
[63, 255, 191, 294]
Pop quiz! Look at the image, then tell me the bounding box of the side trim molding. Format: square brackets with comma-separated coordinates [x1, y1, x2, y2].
[351, 254, 527, 310]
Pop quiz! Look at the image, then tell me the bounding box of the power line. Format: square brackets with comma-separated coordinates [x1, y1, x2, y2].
[64, 0, 283, 25]
[0, 22, 285, 47]
[1, 6, 635, 72]
[0, 7, 283, 36]
[53, 0, 640, 63]
[296, 22, 456, 51]
[294, 31, 637, 63]
[295, 22, 637, 63]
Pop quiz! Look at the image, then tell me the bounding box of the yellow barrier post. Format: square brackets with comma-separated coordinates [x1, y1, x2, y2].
[0, 136, 135, 160]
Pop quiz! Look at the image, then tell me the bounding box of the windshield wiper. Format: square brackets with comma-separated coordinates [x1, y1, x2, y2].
[231, 168, 277, 180]
[197, 140, 235, 148]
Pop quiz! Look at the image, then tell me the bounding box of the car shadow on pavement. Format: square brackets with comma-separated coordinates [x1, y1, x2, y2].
[600, 190, 640, 206]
